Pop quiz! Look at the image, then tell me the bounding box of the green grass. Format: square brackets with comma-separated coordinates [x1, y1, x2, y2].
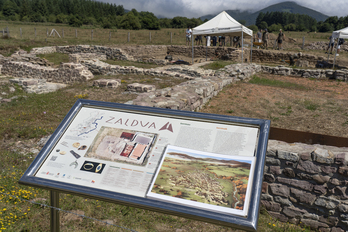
[104, 59, 162, 69]
[201, 61, 235, 70]
[249, 75, 308, 90]
[303, 100, 320, 111]
[37, 53, 69, 66]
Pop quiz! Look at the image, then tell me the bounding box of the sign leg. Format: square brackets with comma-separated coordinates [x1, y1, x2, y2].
[50, 190, 60, 232]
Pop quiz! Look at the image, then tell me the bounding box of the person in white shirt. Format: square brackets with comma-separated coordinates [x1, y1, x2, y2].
[186, 27, 192, 46]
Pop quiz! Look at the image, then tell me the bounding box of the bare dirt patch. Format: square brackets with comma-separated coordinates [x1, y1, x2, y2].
[201, 73, 348, 138]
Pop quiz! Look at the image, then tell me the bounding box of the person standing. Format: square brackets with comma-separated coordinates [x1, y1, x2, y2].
[206, 35, 211, 46]
[262, 29, 269, 49]
[277, 29, 285, 50]
[257, 29, 262, 42]
[336, 38, 345, 56]
[325, 35, 335, 54]
[186, 27, 192, 46]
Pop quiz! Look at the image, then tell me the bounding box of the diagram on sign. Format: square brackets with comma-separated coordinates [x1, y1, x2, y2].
[85, 126, 157, 166]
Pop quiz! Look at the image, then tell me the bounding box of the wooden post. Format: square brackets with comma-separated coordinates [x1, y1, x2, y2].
[75, 29, 77, 38]
[2, 29, 4, 37]
[170, 32, 172, 44]
[6, 26, 9, 38]
[91, 30, 93, 40]
[35, 28, 36, 38]
[109, 31, 111, 42]
[20, 28, 22, 38]
[149, 32, 151, 42]
[127, 32, 130, 42]
[302, 37, 305, 50]
[62, 29, 64, 38]
[230, 36, 232, 46]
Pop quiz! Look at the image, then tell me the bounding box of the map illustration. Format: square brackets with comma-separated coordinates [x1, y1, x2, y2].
[70, 111, 104, 137]
[85, 126, 157, 166]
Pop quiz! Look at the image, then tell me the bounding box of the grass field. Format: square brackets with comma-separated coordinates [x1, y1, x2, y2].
[0, 20, 335, 56]
[0, 20, 326, 231]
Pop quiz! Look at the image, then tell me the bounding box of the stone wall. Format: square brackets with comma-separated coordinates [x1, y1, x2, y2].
[128, 63, 261, 111]
[69, 53, 107, 63]
[120, 45, 167, 59]
[264, 140, 348, 231]
[261, 65, 348, 81]
[306, 41, 348, 53]
[1, 61, 93, 83]
[251, 50, 324, 67]
[167, 45, 245, 61]
[31, 45, 134, 61]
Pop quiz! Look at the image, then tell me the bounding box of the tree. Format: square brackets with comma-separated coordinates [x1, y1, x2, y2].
[3, 0, 19, 17]
[159, 18, 171, 28]
[259, 21, 268, 30]
[255, 12, 265, 27]
[319, 22, 334, 32]
[268, 23, 282, 32]
[120, 12, 141, 30]
[139, 11, 160, 30]
[284, 23, 297, 31]
[69, 15, 82, 27]
[247, 25, 258, 32]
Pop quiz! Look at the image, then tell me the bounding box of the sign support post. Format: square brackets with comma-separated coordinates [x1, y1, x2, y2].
[50, 191, 60, 232]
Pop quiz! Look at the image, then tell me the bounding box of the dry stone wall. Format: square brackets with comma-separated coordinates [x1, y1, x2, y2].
[261, 65, 348, 81]
[128, 63, 261, 111]
[251, 50, 324, 67]
[306, 41, 348, 53]
[1, 61, 93, 83]
[9, 78, 66, 94]
[69, 53, 107, 63]
[31, 45, 134, 61]
[264, 140, 348, 231]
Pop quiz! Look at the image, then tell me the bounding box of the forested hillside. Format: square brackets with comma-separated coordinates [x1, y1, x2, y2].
[0, 0, 202, 29]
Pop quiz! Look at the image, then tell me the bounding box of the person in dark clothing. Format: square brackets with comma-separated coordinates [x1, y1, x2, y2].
[234, 36, 241, 48]
[212, 36, 217, 46]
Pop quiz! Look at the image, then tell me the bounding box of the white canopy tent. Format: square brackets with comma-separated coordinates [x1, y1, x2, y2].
[332, 27, 348, 68]
[191, 11, 253, 64]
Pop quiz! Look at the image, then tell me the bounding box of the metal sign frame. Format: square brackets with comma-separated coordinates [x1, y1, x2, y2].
[19, 99, 270, 231]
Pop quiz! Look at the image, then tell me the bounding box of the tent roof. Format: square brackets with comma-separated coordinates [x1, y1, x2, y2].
[192, 11, 252, 37]
[332, 26, 348, 39]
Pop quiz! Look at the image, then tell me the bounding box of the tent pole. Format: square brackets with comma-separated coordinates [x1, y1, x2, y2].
[241, 29, 244, 64]
[206, 38, 208, 61]
[192, 33, 194, 65]
[250, 36, 253, 63]
[333, 33, 340, 69]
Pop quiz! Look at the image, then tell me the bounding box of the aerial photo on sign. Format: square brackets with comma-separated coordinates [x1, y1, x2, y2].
[148, 145, 255, 216]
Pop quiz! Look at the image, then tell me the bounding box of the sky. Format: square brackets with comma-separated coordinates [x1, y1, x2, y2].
[100, 0, 346, 18]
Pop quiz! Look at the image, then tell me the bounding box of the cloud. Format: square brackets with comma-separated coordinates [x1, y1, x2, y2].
[100, 0, 347, 18]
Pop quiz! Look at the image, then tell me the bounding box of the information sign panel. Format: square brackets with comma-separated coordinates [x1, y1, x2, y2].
[19, 99, 270, 231]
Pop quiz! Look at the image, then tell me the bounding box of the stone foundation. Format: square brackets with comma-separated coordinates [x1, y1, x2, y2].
[264, 140, 348, 231]
[9, 78, 67, 94]
[1, 61, 93, 83]
[69, 53, 107, 63]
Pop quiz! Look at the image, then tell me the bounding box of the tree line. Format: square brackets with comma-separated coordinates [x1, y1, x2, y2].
[252, 11, 348, 33]
[1, 0, 347, 32]
[0, 0, 202, 30]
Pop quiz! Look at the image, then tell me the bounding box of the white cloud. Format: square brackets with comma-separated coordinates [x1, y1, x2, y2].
[101, 0, 347, 18]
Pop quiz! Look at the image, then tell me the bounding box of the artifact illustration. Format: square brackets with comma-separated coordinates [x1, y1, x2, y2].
[85, 126, 157, 166]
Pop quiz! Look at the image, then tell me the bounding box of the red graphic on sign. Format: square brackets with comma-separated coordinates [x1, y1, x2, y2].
[159, 122, 173, 132]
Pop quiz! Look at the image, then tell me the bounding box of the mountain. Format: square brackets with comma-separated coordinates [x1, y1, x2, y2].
[200, 1, 329, 26]
[200, 10, 252, 22]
